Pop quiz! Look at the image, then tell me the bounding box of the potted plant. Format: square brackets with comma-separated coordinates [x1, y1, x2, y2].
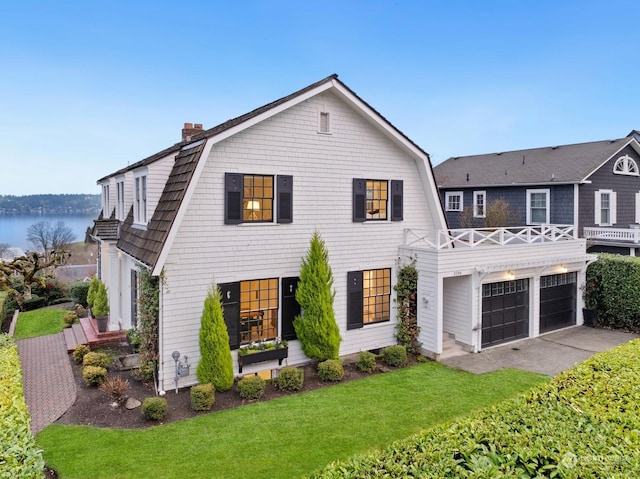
[581, 281, 597, 327]
[237, 338, 288, 373]
[92, 280, 110, 333]
[86, 276, 101, 318]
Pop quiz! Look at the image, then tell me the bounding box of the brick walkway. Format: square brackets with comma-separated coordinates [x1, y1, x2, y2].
[16, 333, 77, 434]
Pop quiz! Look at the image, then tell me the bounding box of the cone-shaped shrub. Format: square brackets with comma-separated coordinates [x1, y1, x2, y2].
[293, 231, 341, 361]
[86, 276, 100, 307]
[196, 284, 234, 392]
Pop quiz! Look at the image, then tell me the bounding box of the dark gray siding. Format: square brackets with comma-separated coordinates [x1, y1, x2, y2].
[578, 145, 640, 233]
[440, 185, 574, 228]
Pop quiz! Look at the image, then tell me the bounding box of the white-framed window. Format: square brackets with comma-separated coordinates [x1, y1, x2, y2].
[102, 183, 110, 215]
[116, 178, 125, 220]
[445, 191, 463, 212]
[595, 189, 616, 226]
[635, 191, 640, 224]
[473, 191, 486, 218]
[526, 189, 550, 224]
[613, 155, 639, 176]
[134, 172, 147, 224]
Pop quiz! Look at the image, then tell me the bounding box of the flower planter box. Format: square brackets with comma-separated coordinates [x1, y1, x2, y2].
[238, 347, 288, 373]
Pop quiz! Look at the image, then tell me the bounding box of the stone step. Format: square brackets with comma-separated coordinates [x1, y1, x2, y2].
[72, 323, 88, 345]
[79, 317, 127, 348]
[63, 327, 79, 353]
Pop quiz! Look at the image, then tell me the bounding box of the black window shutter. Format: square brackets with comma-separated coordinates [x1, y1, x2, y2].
[219, 282, 240, 349]
[353, 179, 366, 222]
[281, 277, 300, 340]
[391, 180, 403, 221]
[277, 175, 293, 224]
[347, 271, 364, 330]
[225, 173, 243, 224]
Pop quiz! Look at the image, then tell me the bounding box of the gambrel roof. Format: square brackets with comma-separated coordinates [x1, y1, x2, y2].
[101, 74, 446, 271]
[434, 137, 640, 188]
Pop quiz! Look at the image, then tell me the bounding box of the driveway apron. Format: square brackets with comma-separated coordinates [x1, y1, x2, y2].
[441, 326, 640, 376]
[16, 332, 76, 434]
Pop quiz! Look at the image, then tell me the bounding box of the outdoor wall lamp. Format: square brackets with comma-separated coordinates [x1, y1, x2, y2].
[559, 264, 568, 273]
[505, 270, 515, 280]
[171, 351, 190, 394]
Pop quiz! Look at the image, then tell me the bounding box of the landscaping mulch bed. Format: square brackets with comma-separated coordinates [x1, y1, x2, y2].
[56, 345, 415, 430]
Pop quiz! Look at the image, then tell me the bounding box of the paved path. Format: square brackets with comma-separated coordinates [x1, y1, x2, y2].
[441, 326, 640, 376]
[17, 333, 76, 434]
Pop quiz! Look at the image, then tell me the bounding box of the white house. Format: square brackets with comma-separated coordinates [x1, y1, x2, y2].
[92, 74, 593, 393]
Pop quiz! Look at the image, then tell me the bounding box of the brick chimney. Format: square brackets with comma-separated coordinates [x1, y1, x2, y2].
[182, 122, 204, 141]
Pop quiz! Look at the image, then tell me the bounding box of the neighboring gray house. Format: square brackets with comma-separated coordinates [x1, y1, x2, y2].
[434, 133, 640, 255]
[91, 75, 592, 393]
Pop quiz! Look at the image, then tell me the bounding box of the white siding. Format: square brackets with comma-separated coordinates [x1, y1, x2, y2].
[442, 275, 473, 345]
[146, 154, 175, 217]
[157, 91, 438, 389]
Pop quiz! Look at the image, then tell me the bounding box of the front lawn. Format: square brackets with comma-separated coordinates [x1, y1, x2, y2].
[37, 363, 547, 479]
[13, 309, 67, 339]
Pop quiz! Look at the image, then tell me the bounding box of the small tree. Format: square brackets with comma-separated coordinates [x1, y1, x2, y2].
[0, 250, 69, 310]
[27, 220, 76, 262]
[293, 231, 341, 361]
[459, 198, 518, 228]
[196, 284, 234, 392]
[87, 276, 101, 307]
[92, 281, 109, 317]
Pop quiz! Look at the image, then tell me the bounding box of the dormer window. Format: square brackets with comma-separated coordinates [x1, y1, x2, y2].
[134, 172, 147, 224]
[613, 155, 639, 176]
[102, 184, 110, 215]
[116, 178, 125, 220]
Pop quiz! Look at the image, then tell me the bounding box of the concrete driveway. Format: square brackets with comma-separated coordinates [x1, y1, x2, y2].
[440, 326, 639, 376]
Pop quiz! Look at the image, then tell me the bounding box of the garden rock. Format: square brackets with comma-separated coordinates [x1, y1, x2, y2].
[125, 397, 141, 410]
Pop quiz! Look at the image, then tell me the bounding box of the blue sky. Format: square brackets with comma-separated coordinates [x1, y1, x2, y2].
[1, 0, 638, 195]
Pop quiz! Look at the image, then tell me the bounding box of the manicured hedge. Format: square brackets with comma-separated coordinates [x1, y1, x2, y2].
[309, 339, 640, 478]
[587, 253, 640, 329]
[0, 334, 45, 478]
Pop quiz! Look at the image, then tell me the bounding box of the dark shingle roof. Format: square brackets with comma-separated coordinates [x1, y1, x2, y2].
[117, 141, 205, 266]
[434, 138, 633, 188]
[92, 209, 120, 240]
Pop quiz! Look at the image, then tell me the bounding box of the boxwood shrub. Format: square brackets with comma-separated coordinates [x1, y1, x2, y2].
[190, 383, 215, 411]
[274, 366, 304, 391]
[82, 351, 112, 369]
[0, 334, 46, 478]
[142, 397, 168, 421]
[309, 339, 640, 478]
[237, 375, 266, 400]
[82, 366, 107, 386]
[356, 351, 377, 373]
[317, 359, 344, 382]
[382, 345, 408, 367]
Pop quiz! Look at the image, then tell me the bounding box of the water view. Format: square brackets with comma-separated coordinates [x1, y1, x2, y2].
[0, 214, 97, 251]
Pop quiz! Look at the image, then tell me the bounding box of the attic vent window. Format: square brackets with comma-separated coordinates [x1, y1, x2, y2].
[613, 155, 639, 176]
[319, 111, 331, 134]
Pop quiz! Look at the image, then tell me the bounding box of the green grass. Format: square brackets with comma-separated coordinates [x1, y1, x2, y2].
[37, 363, 548, 479]
[13, 308, 67, 339]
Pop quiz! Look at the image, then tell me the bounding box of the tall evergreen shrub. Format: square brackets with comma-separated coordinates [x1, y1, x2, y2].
[196, 284, 234, 392]
[293, 231, 341, 361]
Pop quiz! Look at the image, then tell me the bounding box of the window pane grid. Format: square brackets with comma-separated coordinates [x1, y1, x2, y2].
[366, 180, 388, 220]
[363, 268, 391, 324]
[240, 278, 278, 344]
[243, 175, 274, 222]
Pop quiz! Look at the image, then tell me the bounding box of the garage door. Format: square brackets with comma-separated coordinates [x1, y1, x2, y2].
[482, 279, 529, 348]
[540, 272, 576, 334]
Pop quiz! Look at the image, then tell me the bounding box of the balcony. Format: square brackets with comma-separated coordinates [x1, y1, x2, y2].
[583, 226, 640, 244]
[404, 225, 577, 250]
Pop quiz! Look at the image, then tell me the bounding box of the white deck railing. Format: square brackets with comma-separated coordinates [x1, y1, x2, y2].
[583, 227, 640, 243]
[404, 225, 577, 250]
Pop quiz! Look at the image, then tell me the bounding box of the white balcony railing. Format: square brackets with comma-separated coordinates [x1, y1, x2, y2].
[583, 226, 640, 243]
[404, 225, 577, 250]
